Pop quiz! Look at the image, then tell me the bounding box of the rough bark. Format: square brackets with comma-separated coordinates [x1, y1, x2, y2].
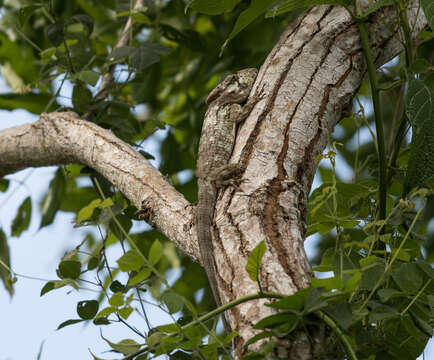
[0, 1, 427, 359]
[213, 2, 426, 357]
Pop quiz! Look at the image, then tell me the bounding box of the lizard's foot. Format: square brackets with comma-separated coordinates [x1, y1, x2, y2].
[212, 163, 244, 189]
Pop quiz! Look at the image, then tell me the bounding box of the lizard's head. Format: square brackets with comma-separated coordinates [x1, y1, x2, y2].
[206, 68, 258, 105]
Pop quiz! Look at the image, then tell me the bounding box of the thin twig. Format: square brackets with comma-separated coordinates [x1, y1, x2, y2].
[93, 0, 145, 103]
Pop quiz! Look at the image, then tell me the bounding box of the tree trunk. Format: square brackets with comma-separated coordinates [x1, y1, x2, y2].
[207, 2, 426, 357]
[0, 2, 426, 359]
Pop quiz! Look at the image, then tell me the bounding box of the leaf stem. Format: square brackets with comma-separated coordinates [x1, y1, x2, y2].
[315, 310, 358, 360]
[400, 279, 431, 316]
[360, 202, 424, 310]
[356, 17, 387, 232]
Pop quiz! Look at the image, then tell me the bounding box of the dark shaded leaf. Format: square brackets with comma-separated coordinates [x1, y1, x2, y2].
[45, 22, 65, 47]
[189, 0, 239, 15]
[0, 93, 56, 114]
[0, 178, 9, 192]
[0, 228, 13, 296]
[391, 263, 423, 294]
[71, 14, 94, 34]
[254, 312, 298, 330]
[57, 319, 83, 330]
[421, 0, 434, 31]
[57, 260, 81, 280]
[87, 256, 99, 270]
[11, 197, 31, 237]
[161, 290, 183, 314]
[110, 46, 136, 59]
[405, 78, 434, 191]
[72, 83, 93, 114]
[77, 70, 100, 86]
[93, 317, 110, 325]
[40, 169, 65, 228]
[325, 304, 352, 330]
[77, 300, 99, 320]
[19, 5, 42, 27]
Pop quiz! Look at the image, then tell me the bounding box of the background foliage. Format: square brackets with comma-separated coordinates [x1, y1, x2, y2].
[0, 0, 433, 359]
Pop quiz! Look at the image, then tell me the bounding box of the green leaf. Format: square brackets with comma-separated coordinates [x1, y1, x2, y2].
[102, 336, 141, 355]
[132, 12, 150, 24]
[19, 5, 41, 27]
[45, 22, 65, 47]
[311, 276, 342, 291]
[40, 279, 78, 296]
[344, 271, 361, 292]
[410, 58, 432, 74]
[391, 263, 423, 294]
[40, 169, 65, 228]
[117, 250, 144, 272]
[157, 323, 182, 333]
[77, 70, 100, 86]
[71, 14, 94, 35]
[11, 197, 31, 237]
[128, 268, 151, 286]
[245, 331, 273, 346]
[421, 0, 434, 31]
[76, 199, 101, 223]
[87, 256, 99, 270]
[0, 93, 56, 114]
[245, 240, 267, 282]
[0, 228, 13, 296]
[369, 304, 399, 322]
[161, 290, 184, 314]
[268, 287, 309, 310]
[0, 178, 9, 192]
[416, 259, 434, 279]
[360, 262, 385, 291]
[57, 319, 83, 330]
[360, 255, 377, 267]
[57, 260, 81, 280]
[77, 300, 99, 320]
[254, 312, 298, 330]
[40, 47, 56, 63]
[404, 78, 434, 190]
[412, 314, 433, 336]
[130, 44, 170, 72]
[378, 288, 404, 302]
[266, 0, 349, 18]
[325, 304, 352, 330]
[188, 0, 239, 15]
[118, 306, 133, 319]
[110, 46, 136, 59]
[148, 239, 163, 266]
[93, 317, 110, 325]
[225, 0, 279, 48]
[304, 287, 327, 312]
[72, 83, 93, 113]
[96, 306, 117, 318]
[109, 292, 124, 307]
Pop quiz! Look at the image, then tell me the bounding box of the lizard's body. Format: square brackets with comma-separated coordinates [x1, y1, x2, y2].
[196, 68, 258, 330]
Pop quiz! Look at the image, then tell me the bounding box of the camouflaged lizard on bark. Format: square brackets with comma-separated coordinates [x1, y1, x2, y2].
[196, 68, 258, 330]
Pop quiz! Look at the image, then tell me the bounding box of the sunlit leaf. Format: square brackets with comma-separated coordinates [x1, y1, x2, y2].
[245, 240, 267, 283]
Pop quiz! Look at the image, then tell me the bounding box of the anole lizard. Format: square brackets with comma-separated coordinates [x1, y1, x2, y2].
[196, 68, 258, 331]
